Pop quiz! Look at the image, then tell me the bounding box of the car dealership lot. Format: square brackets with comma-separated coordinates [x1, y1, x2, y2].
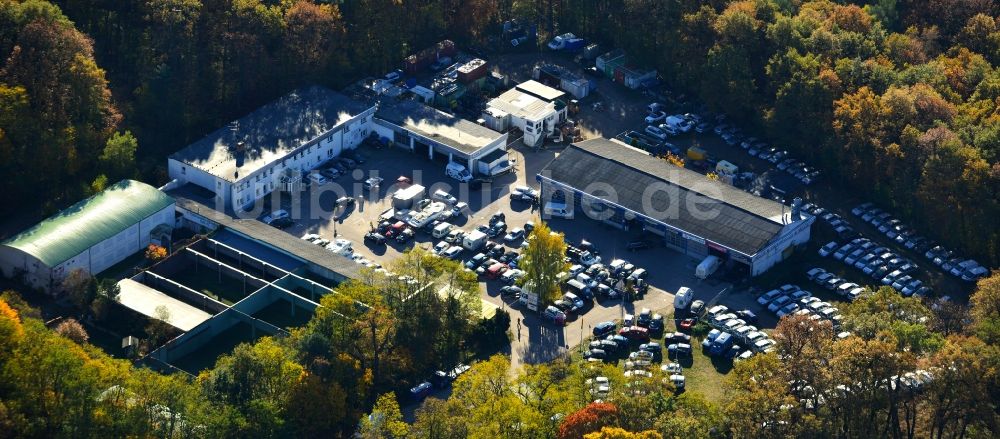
[278, 144, 732, 367]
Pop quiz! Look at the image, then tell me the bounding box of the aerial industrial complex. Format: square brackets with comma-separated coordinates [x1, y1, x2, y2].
[0, 52, 817, 375]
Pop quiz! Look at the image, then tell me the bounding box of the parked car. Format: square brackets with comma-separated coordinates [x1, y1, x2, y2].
[819, 241, 838, 257]
[543, 306, 566, 325]
[510, 185, 539, 203]
[504, 228, 525, 243]
[409, 381, 433, 401]
[593, 321, 617, 338]
[363, 232, 386, 245]
[619, 326, 651, 342]
[667, 343, 693, 359]
[664, 332, 691, 343]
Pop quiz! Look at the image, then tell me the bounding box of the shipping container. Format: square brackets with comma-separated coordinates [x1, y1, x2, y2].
[560, 77, 591, 99]
[596, 49, 626, 71]
[457, 58, 488, 83]
[402, 40, 457, 74]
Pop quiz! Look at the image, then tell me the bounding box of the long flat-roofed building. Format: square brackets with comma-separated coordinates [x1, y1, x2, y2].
[538, 138, 814, 276]
[374, 100, 510, 175]
[168, 86, 376, 212]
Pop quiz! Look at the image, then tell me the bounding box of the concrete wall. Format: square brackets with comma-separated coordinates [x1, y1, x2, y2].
[0, 246, 49, 291]
[148, 306, 283, 365]
[751, 217, 815, 276]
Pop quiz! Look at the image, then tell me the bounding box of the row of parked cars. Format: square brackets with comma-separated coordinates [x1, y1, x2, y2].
[708, 113, 820, 186]
[702, 303, 775, 362]
[757, 284, 847, 333]
[852, 203, 989, 282]
[409, 362, 472, 401]
[818, 236, 930, 297]
[800, 201, 856, 239]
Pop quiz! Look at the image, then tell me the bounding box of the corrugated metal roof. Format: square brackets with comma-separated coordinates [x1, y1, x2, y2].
[541, 139, 789, 256]
[2, 180, 175, 266]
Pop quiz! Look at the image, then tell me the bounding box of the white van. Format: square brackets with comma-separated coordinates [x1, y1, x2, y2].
[432, 222, 454, 239]
[309, 172, 327, 186]
[445, 162, 472, 182]
[543, 201, 573, 219]
[674, 286, 693, 310]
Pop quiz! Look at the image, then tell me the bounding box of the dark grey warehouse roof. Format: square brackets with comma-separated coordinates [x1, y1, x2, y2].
[170, 86, 373, 182]
[376, 100, 505, 156]
[541, 138, 791, 256]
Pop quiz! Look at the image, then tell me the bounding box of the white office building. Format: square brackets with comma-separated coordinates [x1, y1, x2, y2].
[485, 80, 568, 147]
[168, 86, 376, 212]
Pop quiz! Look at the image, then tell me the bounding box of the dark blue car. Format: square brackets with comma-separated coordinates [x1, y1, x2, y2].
[593, 321, 617, 338]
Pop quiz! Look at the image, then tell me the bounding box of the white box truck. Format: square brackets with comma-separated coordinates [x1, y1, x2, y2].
[674, 286, 693, 309]
[695, 256, 720, 279]
[462, 230, 489, 251]
[392, 184, 426, 210]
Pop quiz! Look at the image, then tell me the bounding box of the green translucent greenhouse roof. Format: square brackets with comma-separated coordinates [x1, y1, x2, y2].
[2, 180, 174, 266]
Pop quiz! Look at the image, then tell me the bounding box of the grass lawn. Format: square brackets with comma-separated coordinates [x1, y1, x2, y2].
[252, 300, 314, 329]
[662, 311, 732, 403]
[167, 267, 251, 305]
[571, 308, 734, 404]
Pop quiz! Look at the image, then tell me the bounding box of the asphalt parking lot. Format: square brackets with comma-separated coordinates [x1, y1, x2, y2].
[278, 143, 732, 368]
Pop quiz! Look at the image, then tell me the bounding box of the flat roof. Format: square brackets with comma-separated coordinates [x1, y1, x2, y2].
[376, 100, 504, 156]
[167, 186, 360, 280]
[117, 279, 213, 331]
[515, 80, 565, 101]
[170, 86, 373, 182]
[488, 88, 557, 121]
[2, 180, 175, 267]
[541, 138, 791, 256]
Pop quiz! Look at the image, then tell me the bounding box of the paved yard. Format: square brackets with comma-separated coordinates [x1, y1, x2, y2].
[276, 142, 734, 369]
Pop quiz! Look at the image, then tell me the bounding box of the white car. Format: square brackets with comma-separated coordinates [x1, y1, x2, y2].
[432, 241, 450, 255]
[579, 251, 601, 266]
[818, 241, 838, 257]
[301, 233, 321, 242]
[432, 189, 458, 205]
[262, 209, 290, 224]
[806, 267, 826, 280]
[753, 339, 777, 353]
[510, 185, 539, 202]
[326, 239, 354, 257]
[442, 246, 464, 259]
[661, 362, 683, 374]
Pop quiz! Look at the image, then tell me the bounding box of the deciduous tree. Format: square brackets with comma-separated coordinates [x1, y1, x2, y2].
[519, 219, 570, 303]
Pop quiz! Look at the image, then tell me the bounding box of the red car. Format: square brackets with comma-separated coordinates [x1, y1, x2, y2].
[618, 326, 650, 342]
[385, 221, 407, 238]
[485, 263, 508, 280]
[678, 318, 696, 331]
